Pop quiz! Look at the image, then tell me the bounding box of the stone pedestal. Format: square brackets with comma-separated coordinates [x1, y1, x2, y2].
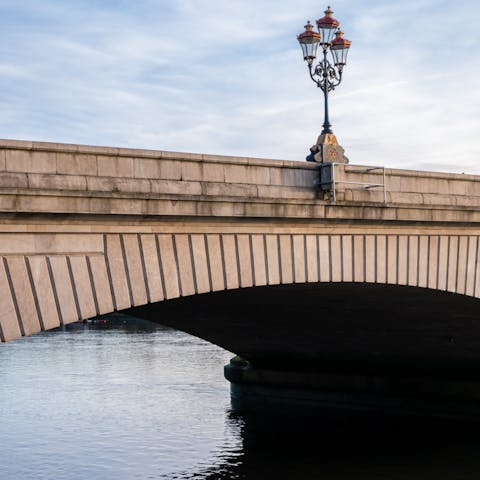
[224, 357, 480, 420]
[306, 133, 349, 164]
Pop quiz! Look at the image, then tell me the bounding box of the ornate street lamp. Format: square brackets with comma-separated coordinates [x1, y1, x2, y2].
[297, 6, 351, 163]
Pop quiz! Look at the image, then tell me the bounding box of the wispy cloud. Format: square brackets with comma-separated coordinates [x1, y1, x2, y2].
[0, 0, 479, 173]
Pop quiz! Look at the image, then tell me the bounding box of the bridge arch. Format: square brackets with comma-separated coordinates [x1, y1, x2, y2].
[1, 231, 479, 344]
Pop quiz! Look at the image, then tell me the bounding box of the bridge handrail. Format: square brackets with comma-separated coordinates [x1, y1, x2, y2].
[318, 163, 387, 205]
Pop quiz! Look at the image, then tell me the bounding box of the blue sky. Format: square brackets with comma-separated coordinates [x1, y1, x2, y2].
[0, 0, 479, 173]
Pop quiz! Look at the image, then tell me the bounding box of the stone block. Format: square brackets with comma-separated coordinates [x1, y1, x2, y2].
[88, 255, 114, 314]
[115, 178, 151, 194]
[0, 172, 28, 188]
[0, 258, 23, 341]
[26, 255, 61, 330]
[28, 173, 87, 191]
[139, 235, 164, 302]
[5, 150, 31, 173]
[156, 234, 180, 299]
[97, 155, 134, 178]
[48, 255, 79, 324]
[6, 256, 42, 335]
[224, 164, 270, 185]
[122, 234, 148, 306]
[173, 234, 196, 296]
[105, 234, 131, 310]
[292, 235, 306, 283]
[68, 255, 97, 319]
[133, 158, 160, 179]
[161, 151, 203, 161]
[159, 160, 182, 180]
[190, 234, 211, 294]
[203, 182, 257, 198]
[279, 235, 293, 284]
[0, 150, 5, 171]
[57, 153, 97, 176]
[150, 179, 202, 196]
[265, 235, 280, 285]
[0, 139, 33, 149]
[257, 185, 315, 200]
[251, 234, 267, 286]
[180, 162, 225, 182]
[205, 234, 225, 292]
[86, 177, 115, 192]
[221, 234, 240, 289]
[29, 151, 57, 173]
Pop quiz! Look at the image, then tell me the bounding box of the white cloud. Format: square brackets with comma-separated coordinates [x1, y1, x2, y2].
[0, 0, 479, 173]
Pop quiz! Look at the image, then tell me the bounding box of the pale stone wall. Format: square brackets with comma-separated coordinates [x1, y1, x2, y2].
[1, 229, 480, 342]
[1, 139, 480, 343]
[1, 139, 480, 222]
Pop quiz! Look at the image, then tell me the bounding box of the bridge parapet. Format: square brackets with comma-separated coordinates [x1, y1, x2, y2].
[0, 139, 480, 223]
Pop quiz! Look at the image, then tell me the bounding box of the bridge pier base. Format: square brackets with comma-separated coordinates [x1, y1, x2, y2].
[224, 357, 480, 420]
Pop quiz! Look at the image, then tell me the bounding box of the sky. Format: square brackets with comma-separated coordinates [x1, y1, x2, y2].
[0, 0, 479, 173]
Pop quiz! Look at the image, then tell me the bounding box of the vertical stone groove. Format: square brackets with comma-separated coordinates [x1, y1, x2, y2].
[290, 235, 295, 283]
[66, 256, 82, 321]
[303, 235, 308, 282]
[385, 235, 389, 284]
[86, 256, 100, 316]
[464, 236, 470, 295]
[234, 235, 242, 287]
[137, 234, 151, 303]
[155, 235, 167, 300]
[351, 235, 355, 282]
[406, 235, 410, 286]
[474, 236, 480, 297]
[119, 234, 134, 306]
[46, 256, 64, 326]
[455, 235, 461, 293]
[3, 257, 25, 336]
[203, 234, 214, 292]
[277, 234, 283, 284]
[249, 234, 256, 286]
[363, 234, 367, 282]
[263, 234, 270, 285]
[188, 234, 199, 294]
[416, 236, 420, 287]
[103, 235, 118, 311]
[426, 235, 431, 288]
[328, 235, 333, 282]
[25, 257, 45, 331]
[171, 234, 183, 296]
[340, 235, 344, 282]
[436, 235, 441, 290]
[219, 234, 228, 290]
[395, 235, 400, 285]
[446, 236, 451, 291]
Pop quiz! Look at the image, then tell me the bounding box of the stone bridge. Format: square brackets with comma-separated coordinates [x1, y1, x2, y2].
[2, 139, 480, 414]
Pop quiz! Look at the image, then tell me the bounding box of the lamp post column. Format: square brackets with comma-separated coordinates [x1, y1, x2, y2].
[321, 49, 333, 135]
[297, 6, 351, 164]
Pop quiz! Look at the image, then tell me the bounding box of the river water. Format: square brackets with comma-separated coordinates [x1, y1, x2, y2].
[1, 316, 480, 479]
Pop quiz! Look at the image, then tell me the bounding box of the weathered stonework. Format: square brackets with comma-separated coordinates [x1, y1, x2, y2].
[0, 139, 480, 345]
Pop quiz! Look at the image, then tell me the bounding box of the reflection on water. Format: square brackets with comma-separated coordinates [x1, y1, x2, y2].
[1, 316, 480, 479]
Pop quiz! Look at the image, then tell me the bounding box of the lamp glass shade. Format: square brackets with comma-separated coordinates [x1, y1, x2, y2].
[316, 6, 340, 46]
[297, 21, 321, 63]
[331, 30, 351, 68]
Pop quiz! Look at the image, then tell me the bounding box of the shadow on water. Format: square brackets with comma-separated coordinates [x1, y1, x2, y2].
[186, 409, 480, 480]
[49, 316, 480, 479]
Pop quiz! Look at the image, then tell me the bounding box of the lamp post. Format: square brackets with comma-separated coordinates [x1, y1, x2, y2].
[297, 6, 351, 163]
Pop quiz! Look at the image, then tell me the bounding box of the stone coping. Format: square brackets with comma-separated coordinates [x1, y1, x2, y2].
[1, 138, 479, 183]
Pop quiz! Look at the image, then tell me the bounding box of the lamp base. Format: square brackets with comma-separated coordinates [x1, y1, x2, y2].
[306, 133, 349, 164]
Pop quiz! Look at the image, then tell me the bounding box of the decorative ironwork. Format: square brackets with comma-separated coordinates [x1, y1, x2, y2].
[297, 6, 351, 138]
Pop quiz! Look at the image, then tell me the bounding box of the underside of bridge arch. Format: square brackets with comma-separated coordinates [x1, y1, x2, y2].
[128, 282, 480, 379]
